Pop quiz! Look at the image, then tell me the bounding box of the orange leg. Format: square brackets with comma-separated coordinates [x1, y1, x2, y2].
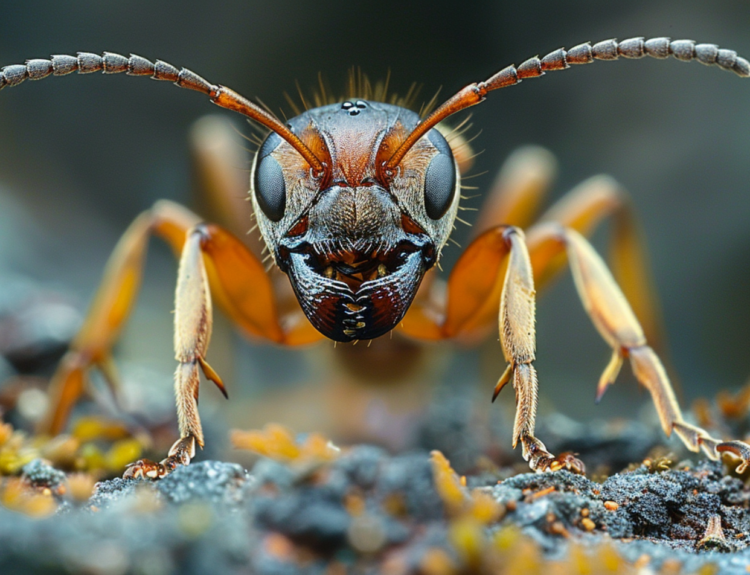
[475, 154, 663, 350]
[408, 173, 662, 342]
[402, 225, 582, 472]
[525, 224, 750, 473]
[532, 175, 664, 349]
[189, 114, 265, 256]
[401, 172, 664, 472]
[41, 199, 322, 478]
[189, 114, 300, 317]
[402, 190, 747, 472]
[472, 145, 558, 235]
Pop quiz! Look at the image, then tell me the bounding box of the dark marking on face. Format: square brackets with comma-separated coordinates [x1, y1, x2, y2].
[253, 100, 456, 341]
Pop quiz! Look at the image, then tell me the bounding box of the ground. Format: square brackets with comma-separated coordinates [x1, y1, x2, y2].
[2, 276, 750, 574]
[0, 424, 749, 574]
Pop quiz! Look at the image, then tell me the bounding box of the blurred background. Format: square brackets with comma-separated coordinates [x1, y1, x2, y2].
[0, 0, 748, 459]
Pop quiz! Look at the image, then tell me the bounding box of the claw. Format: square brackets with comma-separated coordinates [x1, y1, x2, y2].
[492, 364, 513, 402]
[198, 356, 228, 399]
[716, 440, 750, 474]
[535, 452, 585, 474]
[520, 435, 586, 475]
[548, 452, 586, 474]
[595, 350, 623, 404]
[123, 459, 166, 480]
[122, 435, 197, 480]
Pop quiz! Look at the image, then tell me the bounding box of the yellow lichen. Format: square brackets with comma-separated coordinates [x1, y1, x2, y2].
[41, 435, 80, 468]
[72, 416, 130, 442]
[448, 517, 484, 569]
[419, 547, 456, 575]
[1, 477, 57, 517]
[0, 414, 150, 478]
[66, 472, 97, 503]
[344, 492, 366, 517]
[230, 424, 340, 464]
[492, 525, 522, 552]
[596, 542, 626, 573]
[0, 430, 38, 475]
[430, 450, 466, 515]
[77, 443, 107, 472]
[431, 450, 503, 524]
[468, 489, 504, 524]
[105, 439, 142, 473]
[580, 517, 596, 532]
[499, 535, 543, 574]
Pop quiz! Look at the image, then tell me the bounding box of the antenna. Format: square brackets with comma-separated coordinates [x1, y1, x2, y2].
[385, 37, 749, 172]
[0, 52, 325, 175]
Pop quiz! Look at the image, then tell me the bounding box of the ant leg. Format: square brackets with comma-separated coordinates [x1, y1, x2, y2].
[402, 225, 584, 473]
[41, 200, 321, 478]
[473, 146, 661, 349]
[529, 175, 681, 405]
[410, 169, 663, 344]
[126, 226, 213, 479]
[472, 146, 557, 236]
[123, 220, 319, 479]
[493, 227, 584, 473]
[189, 115, 261, 253]
[40, 208, 168, 436]
[123, 220, 322, 479]
[532, 175, 665, 350]
[530, 224, 750, 473]
[188, 115, 301, 314]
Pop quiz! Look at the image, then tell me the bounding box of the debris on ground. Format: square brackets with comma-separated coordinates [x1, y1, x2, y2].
[0, 429, 747, 574]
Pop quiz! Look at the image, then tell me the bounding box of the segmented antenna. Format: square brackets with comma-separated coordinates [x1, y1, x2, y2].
[0, 52, 325, 174]
[385, 37, 750, 172]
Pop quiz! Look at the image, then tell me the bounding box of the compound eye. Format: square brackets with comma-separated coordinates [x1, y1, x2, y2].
[254, 133, 286, 222]
[423, 129, 457, 220]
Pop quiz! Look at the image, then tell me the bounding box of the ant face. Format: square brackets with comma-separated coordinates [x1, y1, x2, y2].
[251, 100, 459, 341]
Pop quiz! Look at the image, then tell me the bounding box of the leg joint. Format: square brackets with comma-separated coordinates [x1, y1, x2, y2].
[501, 225, 527, 248]
[189, 223, 212, 246]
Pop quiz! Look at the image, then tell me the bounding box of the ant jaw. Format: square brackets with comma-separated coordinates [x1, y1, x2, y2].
[283, 244, 431, 342]
[273, 179, 437, 342]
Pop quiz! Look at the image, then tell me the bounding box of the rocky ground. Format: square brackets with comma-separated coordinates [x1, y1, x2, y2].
[0, 431, 749, 574]
[2, 275, 750, 574]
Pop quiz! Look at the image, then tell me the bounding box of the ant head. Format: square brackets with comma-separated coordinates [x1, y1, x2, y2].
[251, 99, 460, 342]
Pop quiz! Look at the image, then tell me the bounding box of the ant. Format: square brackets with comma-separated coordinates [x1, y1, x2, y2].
[1, 37, 749, 478]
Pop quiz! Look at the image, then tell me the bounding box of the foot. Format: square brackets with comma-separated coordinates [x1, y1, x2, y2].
[545, 452, 585, 473]
[520, 435, 586, 474]
[716, 440, 750, 474]
[123, 435, 196, 480]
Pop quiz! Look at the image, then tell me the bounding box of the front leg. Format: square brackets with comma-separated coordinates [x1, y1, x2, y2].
[123, 222, 324, 479]
[41, 200, 323, 479]
[125, 226, 214, 479]
[495, 228, 584, 473]
[403, 226, 583, 473]
[526, 224, 750, 473]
